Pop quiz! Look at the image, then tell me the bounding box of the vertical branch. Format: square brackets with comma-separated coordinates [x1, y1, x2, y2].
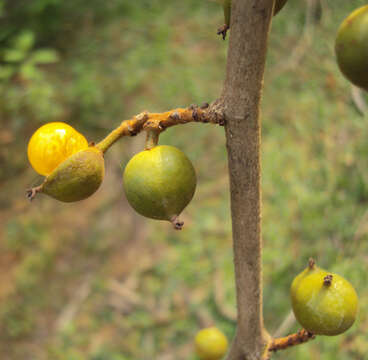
[221, 0, 274, 359]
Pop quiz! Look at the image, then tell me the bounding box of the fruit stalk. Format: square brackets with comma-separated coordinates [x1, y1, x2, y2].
[96, 112, 149, 153]
[221, 0, 274, 358]
[145, 129, 160, 150]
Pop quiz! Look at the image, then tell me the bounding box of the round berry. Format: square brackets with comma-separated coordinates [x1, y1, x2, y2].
[195, 327, 228, 360]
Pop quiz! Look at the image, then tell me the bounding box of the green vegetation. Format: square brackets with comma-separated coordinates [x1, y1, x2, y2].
[1, 0, 368, 359]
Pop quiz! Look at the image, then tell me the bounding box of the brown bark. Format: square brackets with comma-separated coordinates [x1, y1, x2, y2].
[221, 0, 275, 359]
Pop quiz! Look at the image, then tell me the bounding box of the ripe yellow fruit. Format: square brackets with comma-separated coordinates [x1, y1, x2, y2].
[335, 5, 368, 91]
[291, 261, 358, 336]
[28, 122, 88, 176]
[123, 145, 196, 227]
[195, 327, 228, 360]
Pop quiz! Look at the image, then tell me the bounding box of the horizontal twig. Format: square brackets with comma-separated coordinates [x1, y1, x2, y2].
[269, 329, 315, 352]
[95, 101, 225, 153]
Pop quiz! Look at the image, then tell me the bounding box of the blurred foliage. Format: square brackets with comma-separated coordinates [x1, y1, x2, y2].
[1, 0, 368, 359]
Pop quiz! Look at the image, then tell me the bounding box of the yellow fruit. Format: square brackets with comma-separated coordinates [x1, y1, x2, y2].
[195, 327, 228, 360]
[28, 122, 88, 176]
[123, 145, 196, 227]
[291, 261, 358, 336]
[335, 5, 368, 91]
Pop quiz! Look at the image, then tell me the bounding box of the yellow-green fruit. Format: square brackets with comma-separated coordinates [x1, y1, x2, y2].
[335, 5, 368, 91]
[195, 327, 228, 360]
[41, 147, 104, 202]
[123, 145, 196, 222]
[274, 0, 288, 15]
[291, 264, 358, 336]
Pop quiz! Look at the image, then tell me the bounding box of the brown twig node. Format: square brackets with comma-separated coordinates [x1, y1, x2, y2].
[323, 274, 333, 287]
[192, 108, 200, 122]
[269, 329, 315, 352]
[169, 111, 181, 121]
[217, 24, 229, 40]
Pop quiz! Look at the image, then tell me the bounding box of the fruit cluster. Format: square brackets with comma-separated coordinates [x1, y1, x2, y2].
[25, 4, 366, 358]
[27, 122, 196, 229]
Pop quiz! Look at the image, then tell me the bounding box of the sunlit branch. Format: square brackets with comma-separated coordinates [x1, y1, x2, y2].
[95, 102, 225, 154]
[269, 329, 315, 352]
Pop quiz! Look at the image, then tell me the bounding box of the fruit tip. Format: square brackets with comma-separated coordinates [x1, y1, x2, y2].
[171, 216, 184, 230]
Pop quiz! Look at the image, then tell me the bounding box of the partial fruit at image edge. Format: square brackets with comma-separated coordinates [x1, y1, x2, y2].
[221, 0, 288, 28]
[274, 0, 288, 15]
[335, 5, 368, 91]
[195, 327, 228, 360]
[27, 122, 105, 202]
[123, 145, 196, 228]
[290, 259, 358, 336]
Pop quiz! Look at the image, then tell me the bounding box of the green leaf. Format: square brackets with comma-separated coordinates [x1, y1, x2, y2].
[3, 49, 25, 63]
[20, 63, 41, 80]
[0, 65, 15, 80]
[0, 0, 4, 17]
[14, 31, 35, 52]
[30, 49, 59, 64]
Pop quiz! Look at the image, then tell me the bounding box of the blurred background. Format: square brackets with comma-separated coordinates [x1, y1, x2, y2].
[1, 0, 368, 359]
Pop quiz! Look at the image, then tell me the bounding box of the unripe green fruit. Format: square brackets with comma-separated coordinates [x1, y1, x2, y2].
[335, 5, 368, 91]
[274, 0, 288, 15]
[40, 147, 104, 202]
[291, 262, 358, 336]
[123, 145, 196, 225]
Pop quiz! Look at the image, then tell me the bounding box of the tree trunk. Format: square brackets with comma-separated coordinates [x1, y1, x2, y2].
[222, 0, 274, 359]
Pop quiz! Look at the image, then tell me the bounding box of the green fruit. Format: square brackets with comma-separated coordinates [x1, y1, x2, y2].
[32, 147, 105, 202]
[335, 5, 368, 91]
[123, 145, 196, 227]
[291, 261, 358, 336]
[274, 0, 288, 15]
[223, 0, 231, 28]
